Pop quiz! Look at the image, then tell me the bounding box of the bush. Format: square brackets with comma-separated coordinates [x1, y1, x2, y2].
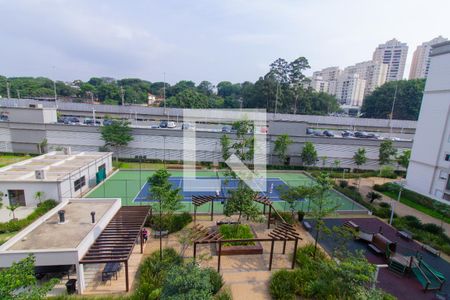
[0, 199, 58, 234]
[378, 202, 391, 209]
[214, 287, 232, 300]
[269, 269, 297, 300]
[219, 224, 254, 246]
[149, 212, 192, 233]
[297, 211, 305, 222]
[276, 212, 294, 224]
[204, 268, 224, 294]
[422, 223, 444, 235]
[339, 180, 349, 188]
[295, 243, 327, 267]
[379, 166, 397, 179]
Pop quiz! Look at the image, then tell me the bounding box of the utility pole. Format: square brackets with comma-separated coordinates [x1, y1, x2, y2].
[120, 86, 125, 106]
[6, 81, 10, 99]
[163, 72, 166, 113]
[274, 82, 279, 116]
[388, 83, 398, 138]
[53, 80, 57, 101]
[16, 90, 20, 99]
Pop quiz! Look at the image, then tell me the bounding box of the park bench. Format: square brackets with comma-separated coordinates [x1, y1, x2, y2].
[397, 230, 412, 241]
[217, 220, 240, 225]
[368, 243, 383, 255]
[302, 221, 312, 231]
[102, 262, 121, 281]
[35, 265, 72, 280]
[153, 230, 169, 238]
[422, 244, 441, 256]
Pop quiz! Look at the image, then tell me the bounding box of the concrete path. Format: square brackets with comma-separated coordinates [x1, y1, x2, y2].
[0, 206, 35, 222]
[348, 177, 450, 234]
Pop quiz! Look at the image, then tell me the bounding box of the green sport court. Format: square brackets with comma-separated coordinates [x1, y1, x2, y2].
[86, 170, 368, 214]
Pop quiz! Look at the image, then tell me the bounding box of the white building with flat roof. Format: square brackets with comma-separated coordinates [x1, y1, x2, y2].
[0, 150, 113, 207]
[409, 36, 448, 80]
[373, 38, 408, 81]
[406, 41, 450, 202]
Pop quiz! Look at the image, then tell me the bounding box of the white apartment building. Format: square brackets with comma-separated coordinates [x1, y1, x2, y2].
[309, 76, 329, 93]
[343, 60, 388, 96]
[406, 41, 450, 202]
[409, 36, 448, 80]
[372, 39, 408, 81]
[311, 66, 342, 95]
[335, 74, 366, 106]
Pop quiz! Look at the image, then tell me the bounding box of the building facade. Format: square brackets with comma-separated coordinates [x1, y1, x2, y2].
[406, 41, 450, 202]
[372, 39, 408, 81]
[409, 36, 448, 80]
[311, 66, 342, 95]
[335, 74, 366, 106]
[343, 60, 388, 96]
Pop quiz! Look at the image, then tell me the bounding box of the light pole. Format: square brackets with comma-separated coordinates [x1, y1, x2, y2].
[389, 180, 404, 225]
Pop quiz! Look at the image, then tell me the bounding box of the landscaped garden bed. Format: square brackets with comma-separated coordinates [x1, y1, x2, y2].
[215, 224, 263, 255]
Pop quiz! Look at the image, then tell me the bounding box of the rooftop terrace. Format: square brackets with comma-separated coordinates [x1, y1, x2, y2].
[0, 151, 111, 182]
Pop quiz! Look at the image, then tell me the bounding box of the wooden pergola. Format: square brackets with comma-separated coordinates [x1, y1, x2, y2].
[80, 206, 151, 292]
[192, 222, 301, 272]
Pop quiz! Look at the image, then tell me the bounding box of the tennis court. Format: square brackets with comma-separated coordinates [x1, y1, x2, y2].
[87, 170, 367, 213]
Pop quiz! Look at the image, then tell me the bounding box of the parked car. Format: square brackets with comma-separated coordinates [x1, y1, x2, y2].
[341, 130, 354, 138]
[103, 119, 114, 126]
[222, 125, 232, 133]
[167, 121, 176, 128]
[63, 117, 80, 125]
[366, 133, 381, 139]
[84, 118, 101, 125]
[159, 120, 176, 128]
[323, 130, 335, 137]
[306, 128, 314, 135]
[182, 123, 195, 130]
[0, 115, 9, 122]
[260, 126, 268, 133]
[313, 130, 325, 136]
[354, 131, 369, 138]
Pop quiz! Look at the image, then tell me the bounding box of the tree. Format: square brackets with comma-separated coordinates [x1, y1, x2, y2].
[367, 191, 382, 203]
[279, 185, 316, 219]
[0, 255, 57, 300]
[0, 191, 4, 209]
[288, 57, 311, 114]
[100, 120, 133, 162]
[223, 181, 261, 222]
[353, 148, 367, 169]
[333, 159, 341, 172]
[197, 81, 214, 96]
[33, 191, 45, 205]
[220, 134, 231, 162]
[273, 134, 293, 165]
[309, 173, 340, 258]
[378, 140, 397, 166]
[37, 138, 48, 154]
[361, 79, 426, 120]
[7, 204, 19, 220]
[166, 89, 209, 108]
[301, 142, 317, 167]
[148, 169, 183, 215]
[397, 149, 411, 169]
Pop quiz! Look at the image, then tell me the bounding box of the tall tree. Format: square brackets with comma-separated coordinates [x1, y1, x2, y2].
[378, 140, 397, 166]
[100, 120, 133, 162]
[301, 142, 318, 167]
[166, 89, 209, 108]
[397, 149, 411, 169]
[273, 134, 293, 165]
[220, 134, 232, 162]
[148, 169, 183, 215]
[279, 185, 316, 219]
[288, 57, 310, 114]
[361, 79, 426, 120]
[353, 148, 367, 169]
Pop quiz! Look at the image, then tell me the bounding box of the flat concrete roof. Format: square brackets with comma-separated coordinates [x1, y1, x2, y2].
[0, 151, 112, 182]
[8, 200, 116, 250]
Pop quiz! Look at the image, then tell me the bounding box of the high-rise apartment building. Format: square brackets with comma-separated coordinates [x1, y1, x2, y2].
[335, 74, 366, 106]
[372, 39, 408, 81]
[406, 41, 450, 202]
[311, 66, 342, 95]
[409, 36, 448, 80]
[343, 60, 388, 96]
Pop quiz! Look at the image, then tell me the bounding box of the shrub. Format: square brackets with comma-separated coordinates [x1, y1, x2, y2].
[297, 210, 305, 222]
[204, 268, 224, 294]
[295, 243, 327, 267]
[276, 212, 294, 224]
[150, 212, 192, 233]
[339, 180, 349, 188]
[214, 287, 232, 300]
[378, 202, 391, 209]
[161, 262, 213, 300]
[269, 269, 297, 300]
[422, 223, 444, 235]
[379, 166, 396, 179]
[218, 224, 254, 246]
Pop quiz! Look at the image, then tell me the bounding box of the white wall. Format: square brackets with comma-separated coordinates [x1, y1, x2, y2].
[0, 182, 59, 207]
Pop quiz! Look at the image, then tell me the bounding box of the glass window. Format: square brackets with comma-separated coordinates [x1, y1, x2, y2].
[74, 176, 86, 191]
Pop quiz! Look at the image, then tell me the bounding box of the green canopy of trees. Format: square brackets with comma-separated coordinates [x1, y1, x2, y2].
[361, 79, 426, 120]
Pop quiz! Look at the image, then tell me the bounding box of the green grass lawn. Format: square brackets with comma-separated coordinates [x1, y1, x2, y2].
[0, 232, 16, 245]
[0, 154, 31, 168]
[87, 169, 366, 213]
[382, 190, 450, 224]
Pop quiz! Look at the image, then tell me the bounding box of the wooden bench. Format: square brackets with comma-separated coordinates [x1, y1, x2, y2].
[368, 243, 383, 255]
[102, 262, 121, 281]
[153, 230, 169, 238]
[302, 221, 312, 231]
[422, 244, 441, 256]
[217, 220, 240, 225]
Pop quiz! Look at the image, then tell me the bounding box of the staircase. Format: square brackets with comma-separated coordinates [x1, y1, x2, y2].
[389, 258, 407, 275]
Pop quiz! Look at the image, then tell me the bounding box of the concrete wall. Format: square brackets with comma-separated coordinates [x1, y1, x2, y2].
[1, 106, 57, 124]
[0, 182, 59, 207]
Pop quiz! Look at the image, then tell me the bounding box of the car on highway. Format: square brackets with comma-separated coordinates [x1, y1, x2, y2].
[181, 123, 195, 130]
[323, 130, 335, 137]
[103, 119, 114, 126]
[221, 125, 232, 133]
[83, 118, 101, 126]
[63, 117, 80, 125]
[0, 114, 9, 122]
[341, 130, 355, 138]
[159, 120, 176, 128]
[354, 131, 369, 138]
[366, 133, 381, 139]
[306, 128, 314, 135]
[313, 130, 325, 136]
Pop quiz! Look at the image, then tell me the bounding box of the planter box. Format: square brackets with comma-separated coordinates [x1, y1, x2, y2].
[215, 225, 263, 256]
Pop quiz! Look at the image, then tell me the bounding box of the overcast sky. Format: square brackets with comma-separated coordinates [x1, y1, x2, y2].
[0, 0, 449, 84]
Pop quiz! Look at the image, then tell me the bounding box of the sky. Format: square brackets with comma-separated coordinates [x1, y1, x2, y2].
[0, 0, 449, 85]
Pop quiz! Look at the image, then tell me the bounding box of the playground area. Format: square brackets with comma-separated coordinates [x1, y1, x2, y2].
[313, 217, 449, 300]
[87, 170, 368, 213]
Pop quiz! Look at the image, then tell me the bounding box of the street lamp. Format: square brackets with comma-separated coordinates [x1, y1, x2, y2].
[389, 180, 405, 225]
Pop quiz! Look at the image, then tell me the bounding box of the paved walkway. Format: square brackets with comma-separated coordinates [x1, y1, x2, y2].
[348, 177, 450, 234]
[0, 206, 35, 222]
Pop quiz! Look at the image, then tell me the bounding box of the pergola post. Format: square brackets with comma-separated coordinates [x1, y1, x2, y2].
[217, 241, 222, 273]
[263, 204, 266, 215]
[194, 206, 197, 223]
[269, 239, 275, 270]
[193, 242, 197, 262]
[211, 199, 214, 221]
[291, 238, 298, 269]
[267, 205, 272, 229]
[140, 230, 144, 253]
[76, 263, 85, 294]
[125, 260, 129, 292]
